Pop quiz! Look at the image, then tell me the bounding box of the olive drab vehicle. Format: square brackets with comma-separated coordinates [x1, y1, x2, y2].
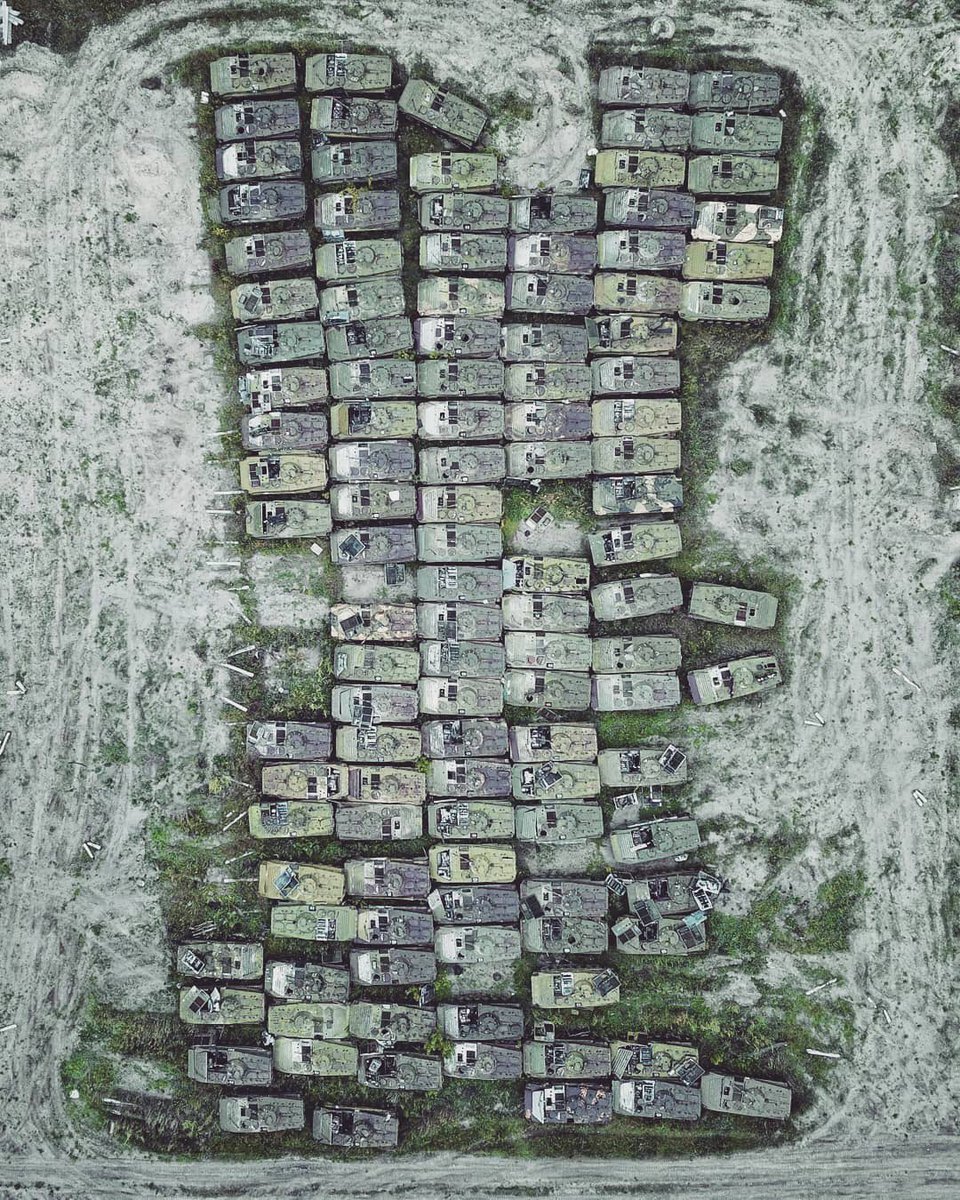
[523, 1039, 612, 1079]
[418, 447, 506, 486]
[220, 181, 307, 225]
[612, 1079, 702, 1121]
[688, 655, 782, 704]
[680, 280, 771, 321]
[316, 189, 402, 234]
[266, 1001, 350, 1040]
[246, 720, 332, 762]
[259, 861, 347, 904]
[333, 643, 420, 685]
[330, 682, 419, 724]
[503, 669, 590, 711]
[683, 241, 775, 281]
[444, 1042, 523, 1081]
[509, 193, 599, 234]
[240, 452, 327, 496]
[434, 924, 521, 966]
[509, 724, 597, 763]
[604, 187, 696, 230]
[240, 366, 329, 410]
[247, 799, 335, 839]
[215, 138, 302, 183]
[429, 884, 520, 925]
[610, 1038, 700, 1082]
[415, 317, 501, 359]
[349, 948, 437, 986]
[626, 870, 721, 917]
[344, 857, 431, 900]
[329, 401, 417, 439]
[691, 112, 783, 155]
[188, 1045, 273, 1087]
[215, 99, 300, 141]
[426, 758, 511, 799]
[592, 475, 684, 517]
[591, 574, 683, 620]
[231, 278, 318, 322]
[438, 1003, 525, 1040]
[593, 636, 682, 674]
[520, 878, 608, 921]
[420, 640, 506, 677]
[416, 604, 504, 644]
[209, 54, 296, 98]
[358, 1050, 443, 1092]
[421, 716, 508, 758]
[592, 437, 681, 475]
[225, 229, 312, 276]
[263, 762, 422, 805]
[328, 440, 416, 483]
[612, 906, 708, 956]
[310, 97, 398, 139]
[420, 232, 508, 273]
[331, 602, 418, 642]
[504, 632, 593, 672]
[355, 907, 434, 947]
[692, 201, 784, 244]
[273, 1037, 359, 1077]
[596, 229, 686, 271]
[334, 803, 424, 842]
[417, 359, 505, 398]
[588, 521, 683, 567]
[416, 564, 504, 603]
[688, 70, 781, 112]
[246, 500, 332, 539]
[329, 525, 417, 567]
[265, 960, 351, 1003]
[597, 744, 689, 788]
[428, 843, 517, 884]
[504, 402, 591, 442]
[330, 482, 415, 523]
[328, 361, 417, 400]
[514, 802, 604, 844]
[316, 238, 403, 283]
[700, 1073, 792, 1119]
[419, 191, 512, 231]
[399, 79, 487, 145]
[687, 583, 779, 629]
[179, 986, 265, 1026]
[348, 1002, 437, 1043]
[598, 65, 690, 108]
[504, 556, 590, 594]
[305, 53, 393, 93]
[525, 1083, 613, 1125]
[336, 725, 423, 764]
[417, 484, 503, 523]
[236, 322, 325, 366]
[313, 1106, 400, 1149]
[594, 150, 685, 190]
[594, 272, 682, 314]
[501, 593, 591, 633]
[409, 153, 499, 193]
[609, 816, 702, 866]
[312, 142, 398, 185]
[507, 234, 597, 275]
[241, 412, 328, 453]
[591, 356, 680, 396]
[176, 942, 263, 981]
[511, 762, 600, 801]
[503, 361, 591, 401]
[499, 322, 589, 362]
[427, 799, 515, 840]
[320, 276, 406, 323]
[530, 968, 621, 1009]
[687, 155, 780, 195]
[219, 1095, 305, 1134]
[591, 397, 682, 435]
[600, 108, 692, 150]
[417, 275, 506, 318]
[418, 675, 503, 717]
[506, 441, 593, 482]
[522, 914, 608, 956]
[506, 272, 594, 316]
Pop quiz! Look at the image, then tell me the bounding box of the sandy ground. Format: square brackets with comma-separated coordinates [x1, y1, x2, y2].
[1, 0, 959, 1195]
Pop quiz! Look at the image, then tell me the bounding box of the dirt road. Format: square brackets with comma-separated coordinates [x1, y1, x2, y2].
[0, 0, 958, 1195]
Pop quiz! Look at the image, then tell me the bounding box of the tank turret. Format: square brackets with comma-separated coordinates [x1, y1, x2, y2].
[593, 636, 681, 673]
[428, 843, 517, 884]
[247, 800, 334, 839]
[700, 1072, 792, 1119]
[521, 916, 608, 955]
[691, 112, 782, 155]
[523, 1039, 611, 1078]
[444, 1042, 523, 1080]
[611, 1079, 701, 1121]
[231, 277, 317, 322]
[354, 908, 435, 947]
[588, 521, 682, 566]
[520, 878, 608, 919]
[508, 234, 597, 274]
[266, 1002, 350, 1039]
[336, 726, 423, 763]
[358, 1050, 443, 1091]
[348, 1002, 437, 1043]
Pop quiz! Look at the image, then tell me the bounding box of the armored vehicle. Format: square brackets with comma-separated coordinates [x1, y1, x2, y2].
[434, 924, 521, 966]
[504, 632, 593, 672]
[188, 1045, 272, 1087]
[316, 189, 401, 235]
[688, 583, 778, 629]
[428, 843, 517, 884]
[430, 885, 519, 925]
[418, 447, 506, 486]
[305, 53, 392, 93]
[176, 942, 263, 981]
[417, 485, 502, 524]
[522, 915, 607, 955]
[330, 400, 417, 441]
[334, 803, 424, 842]
[509, 193, 599, 235]
[219, 181, 306, 225]
[601, 108, 692, 150]
[336, 726, 423, 764]
[419, 676, 503, 717]
[279, 763, 422, 805]
[591, 357, 680, 397]
[596, 229, 686, 271]
[241, 413, 328, 454]
[609, 817, 701, 866]
[592, 397, 681, 437]
[509, 724, 597, 763]
[329, 526, 417, 567]
[416, 565, 503, 603]
[591, 573, 682, 620]
[246, 720, 332, 762]
[426, 758, 512, 799]
[409, 153, 498, 193]
[604, 187, 695, 230]
[592, 436, 681, 474]
[259, 861, 346, 904]
[505, 272, 594, 316]
[348, 1002, 437, 1043]
[417, 359, 504, 399]
[612, 906, 708, 956]
[523, 1039, 612, 1079]
[687, 155, 779, 195]
[504, 361, 591, 402]
[438, 1003, 524, 1040]
[506, 441, 593, 481]
[508, 234, 597, 275]
[240, 452, 327, 496]
[421, 716, 508, 758]
[530, 968, 620, 1009]
[358, 1051, 443, 1092]
[526, 1082, 612, 1125]
[416, 317, 501, 359]
[598, 65, 689, 107]
[418, 402, 505, 446]
[240, 369, 323, 419]
[334, 644, 420, 685]
[504, 402, 591, 442]
[231, 278, 317, 323]
[444, 1042, 523, 1080]
[344, 858, 430, 901]
[399, 79, 487, 145]
[626, 871, 720, 917]
[427, 799, 515, 840]
[237, 322, 325, 366]
[499, 322, 588, 362]
[328, 360, 416, 400]
[504, 556, 590, 594]
[420, 232, 508, 273]
[515, 802, 604, 844]
[689, 70, 781, 112]
[688, 655, 782, 704]
[179, 986, 264, 1026]
[588, 521, 682, 567]
[501, 593, 590, 633]
[417, 275, 505, 318]
[247, 799, 335, 839]
[417, 603, 503, 644]
[226, 229, 312, 276]
[587, 314, 677, 358]
[504, 669, 591, 711]
[331, 602, 418, 642]
[610, 1038, 700, 1081]
[692, 200, 784, 244]
[313, 1106, 399, 1149]
[593, 636, 681, 674]
[215, 99, 300, 141]
[274, 1038, 358, 1077]
[600, 744, 691, 792]
[691, 112, 782, 155]
[701, 1072, 792, 1119]
[266, 1001, 350, 1040]
[420, 640, 506, 678]
[209, 54, 296, 98]
[511, 762, 600, 801]
[316, 238, 403, 283]
[310, 96, 398, 139]
[313, 141, 398, 185]
[612, 1079, 701, 1121]
[594, 272, 681, 314]
[520, 878, 607, 919]
[419, 191, 511, 231]
[330, 482, 417, 521]
[328, 440, 416, 483]
[215, 138, 301, 183]
[219, 1095, 304, 1134]
[320, 276, 405, 324]
[330, 682, 418, 725]
[683, 241, 774, 281]
[593, 475, 683, 517]
[594, 150, 685, 190]
[350, 948, 437, 986]
[265, 961, 350, 1003]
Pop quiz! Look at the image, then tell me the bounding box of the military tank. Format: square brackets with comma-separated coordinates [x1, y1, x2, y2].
[594, 150, 685, 189]
[504, 402, 591, 442]
[499, 322, 588, 362]
[215, 138, 301, 182]
[688, 70, 781, 111]
[419, 640, 506, 678]
[310, 96, 398, 139]
[349, 948, 437, 986]
[419, 191, 512, 231]
[593, 635, 682, 673]
[239, 452, 327, 496]
[418, 676, 504, 717]
[239, 362, 329, 409]
[331, 482, 417, 521]
[508, 233, 597, 274]
[592, 475, 684, 517]
[219, 181, 307, 225]
[612, 907, 708, 957]
[428, 886, 520, 925]
[333, 644, 420, 685]
[418, 397, 508, 443]
[409, 152, 498, 192]
[504, 632, 593, 672]
[179, 986, 264, 1026]
[687, 655, 782, 703]
[418, 446, 506, 486]
[236, 322, 325, 366]
[304, 53, 393, 93]
[417, 484, 503, 523]
[427, 799, 515, 840]
[328, 440, 416, 483]
[611, 1079, 702, 1121]
[415, 317, 502, 358]
[225, 229, 312, 276]
[417, 359, 504, 398]
[358, 1051, 443, 1092]
[514, 802, 604, 843]
[588, 521, 682, 566]
[316, 238, 403, 284]
[417, 603, 504, 644]
[230, 277, 317, 322]
[247, 799, 334, 839]
[320, 276, 406, 324]
[608, 817, 701, 866]
[188, 1045, 272, 1086]
[503, 361, 591, 401]
[219, 1095, 304, 1134]
[259, 861, 346, 904]
[330, 682, 419, 725]
[426, 758, 512, 799]
[264, 960, 351, 1003]
[591, 573, 683, 620]
[245, 498, 331, 539]
[504, 556, 590, 593]
[245, 720, 332, 761]
[500, 593, 591, 632]
[215, 99, 300, 140]
[598, 65, 690, 107]
[354, 908, 435, 947]
[508, 723, 597, 763]
[604, 187, 696, 229]
[523, 1038, 612, 1079]
[591, 356, 680, 396]
[521, 915, 608, 955]
[417, 275, 505, 318]
[691, 112, 783, 155]
[330, 602, 418, 642]
[344, 857, 431, 900]
[525, 1082, 613, 1125]
[519, 878, 608, 919]
[511, 762, 600, 801]
[241, 412, 328, 453]
[336, 726, 423, 764]
[683, 240, 774, 280]
[420, 716, 508, 758]
[601, 108, 692, 150]
[687, 155, 779, 195]
[505, 272, 594, 316]
[687, 583, 779, 629]
[428, 843, 517, 884]
[334, 803, 424, 842]
[594, 272, 682, 314]
[209, 53, 296, 98]
[509, 193, 599, 233]
[328, 370, 417, 408]
[349, 1002, 437, 1043]
[591, 397, 682, 435]
[529, 968, 620, 1009]
[691, 201, 784, 244]
[596, 229, 686, 271]
[444, 1042, 523, 1080]
[266, 1001, 350, 1039]
[273, 1038, 358, 1077]
[505, 441, 593, 481]
[434, 924, 521, 966]
[700, 1072, 792, 1118]
[313, 1106, 399, 1149]
[438, 1003, 524, 1041]
[592, 436, 681, 474]
[591, 672, 681, 712]
[399, 79, 487, 145]
[313, 141, 398, 184]
[175, 942, 263, 981]
[316, 189, 401, 234]
[420, 232, 508, 273]
[329, 525, 417, 567]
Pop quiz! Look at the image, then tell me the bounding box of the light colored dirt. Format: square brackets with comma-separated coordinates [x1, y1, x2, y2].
[0, 0, 959, 1195]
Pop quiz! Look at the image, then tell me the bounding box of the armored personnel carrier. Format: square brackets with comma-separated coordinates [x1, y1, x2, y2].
[594, 150, 685, 189]
[310, 96, 398, 139]
[334, 644, 420, 685]
[344, 857, 431, 900]
[598, 65, 690, 107]
[594, 272, 681, 314]
[508, 234, 597, 274]
[266, 1001, 350, 1039]
[514, 802, 604, 844]
[313, 1106, 399, 1149]
[336, 726, 423, 764]
[597, 229, 686, 271]
[691, 112, 782, 155]
[416, 317, 501, 358]
[592, 397, 682, 435]
[692, 201, 784, 244]
[428, 843, 517, 884]
[501, 593, 591, 632]
[417, 603, 503, 644]
[236, 322, 325, 366]
[358, 1050, 443, 1092]
[701, 1072, 792, 1118]
[506, 441, 593, 481]
[215, 99, 300, 140]
[426, 758, 512, 798]
[444, 1042, 523, 1080]
[331, 602, 418, 642]
[509, 192, 601, 232]
[288, 763, 422, 805]
[504, 361, 591, 401]
[687, 155, 779, 195]
[593, 635, 681, 673]
[241, 412, 328, 454]
[593, 475, 683, 517]
[688, 583, 778, 629]
[330, 682, 418, 725]
[427, 799, 515, 840]
[409, 153, 498, 193]
[416, 564, 504, 603]
[505, 272, 594, 316]
[209, 53, 296, 98]
[219, 1095, 304, 1134]
[504, 632, 593, 672]
[511, 761, 600, 801]
[504, 556, 590, 594]
[219, 181, 306, 225]
[499, 322, 588, 362]
[313, 141, 398, 184]
[588, 521, 682, 566]
[215, 138, 301, 183]
[176, 942, 263, 981]
[421, 716, 508, 758]
[329, 526, 417, 567]
[439, 1003, 524, 1040]
[328, 440, 416, 483]
[265, 961, 350, 1003]
[417, 275, 505, 318]
[420, 232, 508, 273]
[419, 676, 503, 717]
[520, 878, 608, 919]
[609, 816, 701, 866]
[429, 884, 519, 925]
[226, 229, 312, 276]
[612, 1079, 701, 1121]
[331, 482, 417, 521]
[350, 948, 437, 986]
[188, 1045, 272, 1086]
[591, 573, 682, 620]
[504, 669, 591, 710]
[231, 278, 317, 322]
[626, 871, 720, 917]
[349, 1002, 437, 1043]
[305, 53, 392, 93]
[688, 655, 782, 704]
[419, 191, 512, 231]
[259, 861, 346, 904]
[417, 484, 502, 524]
[246, 720, 332, 762]
[601, 108, 692, 150]
[434, 924, 521, 966]
[399, 79, 487, 144]
[316, 238, 403, 284]
[522, 914, 608, 955]
[683, 241, 774, 281]
[328, 360, 416, 400]
[504, 402, 591, 442]
[240, 452, 327, 495]
[587, 314, 677, 359]
[523, 1038, 612, 1079]
[273, 1038, 358, 1077]
[509, 723, 597, 763]
[688, 70, 781, 112]
[334, 803, 424, 842]
[530, 968, 620, 1009]
[591, 357, 680, 397]
[604, 187, 696, 229]
[316, 189, 401, 234]
[592, 436, 681, 474]
[418, 447, 506, 486]
[417, 359, 504, 398]
[247, 799, 335, 839]
[179, 986, 264, 1026]
[420, 640, 506, 678]
[320, 276, 406, 323]
[526, 1082, 613, 1125]
[610, 1037, 700, 1081]
[260, 761, 350, 800]
[612, 907, 708, 956]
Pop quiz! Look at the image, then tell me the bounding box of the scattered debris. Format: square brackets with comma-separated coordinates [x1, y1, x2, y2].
[912, 789, 926, 808]
[224, 596, 252, 624]
[226, 644, 258, 659]
[5, 679, 25, 697]
[804, 977, 838, 996]
[891, 666, 921, 691]
[939, 344, 960, 356]
[310, 542, 324, 557]
[0, 1023, 17, 1035]
[218, 661, 255, 679]
[224, 850, 255, 865]
[0, 3, 23, 47]
[805, 1048, 842, 1059]
[219, 696, 248, 713]
[0, 731, 10, 758]
[813, 710, 825, 725]
[881, 1006, 892, 1025]
[221, 812, 245, 833]
[205, 560, 242, 568]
